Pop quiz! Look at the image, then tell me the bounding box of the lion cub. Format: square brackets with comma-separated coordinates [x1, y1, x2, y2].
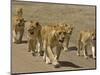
[59, 24, 73, 51]
[41, 24, 69, 68]
[13, 16, 26, 43]
[16, 8, 23, 17]
[27, 21, 43, 56]
[77, 30, 96, 59]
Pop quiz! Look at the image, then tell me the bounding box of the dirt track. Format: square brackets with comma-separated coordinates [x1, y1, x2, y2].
[12, 1, 96, 74]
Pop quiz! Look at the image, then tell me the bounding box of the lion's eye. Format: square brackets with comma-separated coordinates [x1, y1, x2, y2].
[36, 22, 39, 26]
[16, 19, 18, 21]
[59, 32, 61, 35]
[20, 19, 23, 22]
[30, 26, 34, 28]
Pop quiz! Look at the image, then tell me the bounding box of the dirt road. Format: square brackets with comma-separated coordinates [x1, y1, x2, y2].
[12, 41, 96, 73]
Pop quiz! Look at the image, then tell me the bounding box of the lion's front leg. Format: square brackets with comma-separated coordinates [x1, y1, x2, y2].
[13, 31, 23, 44]
[91, 40, 96, 59]
[63, 37, 69, 52]
[46, 46, 60, 68]
[13, 30, 16, 43]
[51, 46, 62, 68]
[43, 50, 51, 64]
[92, 46, 96, 59]
[37, 37, 44, 56]
[13, 30, 18, 43]
[55, 46, 62, 60]
[63, 42, 69, 52]
[77, 40, 82, 56]
[28, 39, 36, 56]
[19, 30, 24, 43]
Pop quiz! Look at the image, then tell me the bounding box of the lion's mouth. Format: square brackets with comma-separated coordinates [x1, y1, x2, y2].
[30, 32, 34, 35]
[92, 37, 96, 40]
[59, 39, 64, 43]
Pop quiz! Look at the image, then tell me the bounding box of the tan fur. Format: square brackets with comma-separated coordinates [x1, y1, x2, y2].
[13, 16, 26, 43]
[16, 8, 23, 17]
[27, 21, 43, 56]
[59, 23, 73, 51]
[41, 24, 72, 67]
[77, 31, 96, 59]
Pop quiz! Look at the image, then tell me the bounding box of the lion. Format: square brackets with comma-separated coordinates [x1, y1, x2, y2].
[59, 24, 73, 51]
[16, 8, 23, 17]
[27, 21, 43, 56]
[13, 16, 26, 44]
[41, 24, 69, 68]
[77, 30, 96, 59]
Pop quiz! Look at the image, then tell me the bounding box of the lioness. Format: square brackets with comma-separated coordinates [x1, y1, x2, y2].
[13, 16, 26, 43]
[41, 24, 68, 68]
[59, 24, 73, 51]
[77, 30, 96, 59]
[27, 21, 43, 56]
[16, 8, 23, 17]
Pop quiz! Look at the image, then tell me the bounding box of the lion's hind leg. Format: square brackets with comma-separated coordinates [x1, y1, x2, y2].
[83, 44, 88, 59]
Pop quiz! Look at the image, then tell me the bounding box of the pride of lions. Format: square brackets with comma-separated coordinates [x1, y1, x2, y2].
[12, 8, 96, 68]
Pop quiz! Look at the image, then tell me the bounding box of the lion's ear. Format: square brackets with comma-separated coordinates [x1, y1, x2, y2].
[64, 24, 69, 27]
[24, 20, 27, 22]
[52, 30, 57, 37]
[91, 31, 96, 40]
[71, 25, 74, 29]
[53, 25, 57, 28]
[35, 22, 40, 26]
[30, 20, 33, 23]
[20, 8, 23, 10]
[91, 32, 95, 36]
[53, 31, 58, 40]
[71, 27, 74, 31]
[68, 25, 74, 33]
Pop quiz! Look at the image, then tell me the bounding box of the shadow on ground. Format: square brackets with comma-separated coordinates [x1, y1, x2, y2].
[21, 40, 28, 44]
[68, 46, 77, 51]
[59, 61, 82, 68]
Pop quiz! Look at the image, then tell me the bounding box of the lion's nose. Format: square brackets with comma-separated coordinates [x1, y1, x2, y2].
[30, 32, 34, 35]
[62, 37, 65, 40]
